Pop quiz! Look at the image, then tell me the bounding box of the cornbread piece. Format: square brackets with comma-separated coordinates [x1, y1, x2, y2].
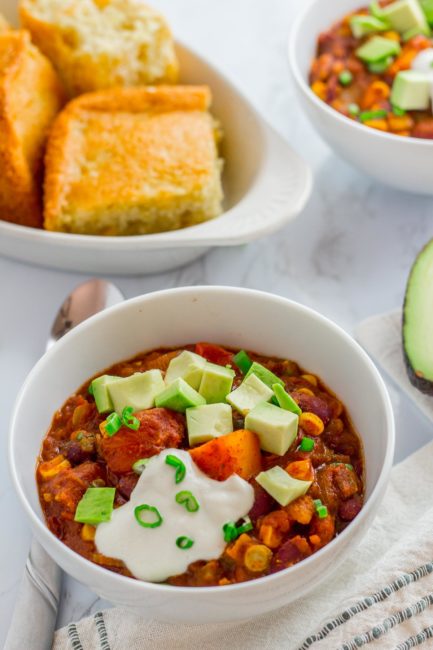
[19, 0, 179, 97]
[44, 86, 224, 236]
[0, 30, 64, 227]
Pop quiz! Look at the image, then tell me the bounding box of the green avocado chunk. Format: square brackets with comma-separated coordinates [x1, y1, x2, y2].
[198, 362, 235, 404]
[164, 350, 206, 391]
[421, 0, 433, 25]
[107, 370, 165, 414]
[89, 375, 119, 414]
[356, 36, 401, 63]
[226, 373, 274, 416]
[403, 238, 433, 394]
[245, 401, 299, 455]
[272, 383, 302, 416]
[382, 0, 429, 33]
[256, 466, 312, 507]
[244, 361, 285, 389]
[391, 70, 430, 110]
[350, 14, 389, 38]
[186, 403, 233, 446]
[155, 377, 206, 412]
[74, 487, 116, 525]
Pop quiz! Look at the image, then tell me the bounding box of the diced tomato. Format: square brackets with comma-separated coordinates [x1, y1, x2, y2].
[195, 342, 233, 366]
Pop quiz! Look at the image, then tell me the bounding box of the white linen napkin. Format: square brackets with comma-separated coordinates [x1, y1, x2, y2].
[52, 440, 433, 650]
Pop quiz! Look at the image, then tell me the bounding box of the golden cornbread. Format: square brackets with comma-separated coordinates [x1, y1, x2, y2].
[0, 30, 64, 227]
[19, 0, 179, 97]
[44, 86, 224, 236]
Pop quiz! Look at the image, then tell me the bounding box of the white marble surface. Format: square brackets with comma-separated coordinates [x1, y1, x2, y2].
[2, 0, 433, 645]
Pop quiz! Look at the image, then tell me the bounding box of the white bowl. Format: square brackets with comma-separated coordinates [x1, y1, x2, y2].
[9, 287, 394, 623]
[0, 0, 312, 275]
[289, 0, 433, 195]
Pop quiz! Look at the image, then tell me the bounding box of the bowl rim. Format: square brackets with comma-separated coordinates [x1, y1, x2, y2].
[288, 0, 433, 147]
[9, 286, 395, 596]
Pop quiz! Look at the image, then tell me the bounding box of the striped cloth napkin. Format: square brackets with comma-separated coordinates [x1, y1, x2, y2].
[52, 311, 433, 649]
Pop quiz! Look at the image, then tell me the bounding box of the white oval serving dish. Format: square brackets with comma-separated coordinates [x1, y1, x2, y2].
[0, 0, 312, 274]
[289, 0, 433, 195]
[9, 286, 394, 623]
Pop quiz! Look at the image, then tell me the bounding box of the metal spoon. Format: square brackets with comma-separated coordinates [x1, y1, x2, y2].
[5, 279, 124, 650]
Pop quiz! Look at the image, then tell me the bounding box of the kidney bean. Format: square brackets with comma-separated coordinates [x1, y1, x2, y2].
[248, 483, 277, 523]
[339, 495, 363, 521]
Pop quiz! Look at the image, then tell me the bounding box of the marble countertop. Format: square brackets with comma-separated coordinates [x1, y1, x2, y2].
[2, 0, 433, 644]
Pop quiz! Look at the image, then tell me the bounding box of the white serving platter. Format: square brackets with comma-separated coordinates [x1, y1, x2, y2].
[0, 1, 312, 275]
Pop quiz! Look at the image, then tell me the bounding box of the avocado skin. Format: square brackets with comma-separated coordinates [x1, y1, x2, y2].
[402, 238, 433, 395]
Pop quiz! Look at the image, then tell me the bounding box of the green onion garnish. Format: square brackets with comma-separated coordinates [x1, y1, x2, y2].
[233, 350, 253, 374]
[121, 407, 140, 431]
[104, 412, 122, 437]
[165, 455, 186, 484]
[392, 105, 406, 116]
[346, 463, 354, 471]
[313, 498, 328, 519]
[132, 458, 151, 475]
[176, 536, 194, 549]
[88, 383, 94, 396]
[299, 437, 315, 452]
[339, 70, 353, 86]
[134, 504, 163, 528]
[223, 517, 253, 542]
[175, 490, 200, 513]
[348, 103, 360, 117]
[359, 109, 387, 122]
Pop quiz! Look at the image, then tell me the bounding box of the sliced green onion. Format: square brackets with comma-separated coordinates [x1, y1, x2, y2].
[392, 105, 406, 116]
[223, 522, 239, 543]
[236, 516, 253, 535]
[134, 504, 163, 528]
[175, 490, 200, 513]
[299, 437, 315, 452]
[233, 350, 253, 374]
[165, 454, 186, 484]
[317, 505, 328, 519]
[346, 463, 354, 471]
[223, 517, 253, 542]
[359, 109, 388, 122]
[313, 498, 323, 508]
[121, 407, 140, 431]
[104, 412, 122, 437]
[339, 70, 353, 86]
[88, 383, 94, 396]
[176, 536, 194, 549]
[132, 458, 151, 475]
[272, 383, 302, 415]
[348, 103, 360, 117]
[76, 432, 84, 441]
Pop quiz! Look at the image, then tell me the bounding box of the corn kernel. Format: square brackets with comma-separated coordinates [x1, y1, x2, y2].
[388, 114, 414, 132]
[297, 387, 314, 397]
[299, 412, 325, 436]
[309, 534, 321, 547]
[225, 533, 252, 562]
[301, 374, 318, 386]
[363, 119, 389, 132]
[286, 459, 314, 482]
[38, 455, 71, 479]
[311, 80, 327, 101]
[219, 578, 232, 586]
[43, 493, 53, 502]
[382, 30, 400, 41]
[81, 524, 96, 542]
[244, 545, 273, 573]
[259, 525, 282, 549]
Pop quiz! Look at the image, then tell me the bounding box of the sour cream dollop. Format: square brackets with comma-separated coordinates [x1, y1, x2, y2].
[95, 449, 254, 582]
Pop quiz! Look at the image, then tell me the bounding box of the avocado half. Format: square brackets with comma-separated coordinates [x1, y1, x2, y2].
[403, 238, 433, 394]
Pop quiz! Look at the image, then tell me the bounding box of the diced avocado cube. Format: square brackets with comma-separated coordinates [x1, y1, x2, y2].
[198, 362, 235, 404]
[245, 402, 298, 455]
[244, 361, 285, 389]
[421, 0, 433, 25]
[74, 487, 116, 525]
[356, 36, 401, 63]
[164, 350, 206, 391]
[226, 373, 274, 416]
[186, 403, 233, 446]
[403, 23, 431, 39]
[391, 70, 430, 109]
[382, 0, 429, 33]
[89, 375, 119, 414]
[107, 370, 165, 414]
[350, 14, 388, 38]
[370, 1, 390, 21]
[272, 383, 302, 416]
[155, 377, 206, 412]
[256, 466, 312, 507]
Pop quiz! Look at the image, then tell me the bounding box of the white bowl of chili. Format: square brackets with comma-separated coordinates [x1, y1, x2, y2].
[289, 0, 433, 194]
[9, 287, 394, 623]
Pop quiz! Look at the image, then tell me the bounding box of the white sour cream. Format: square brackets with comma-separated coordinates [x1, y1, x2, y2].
[411, 48, 433, 74]
[95, 449, 254, 582]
